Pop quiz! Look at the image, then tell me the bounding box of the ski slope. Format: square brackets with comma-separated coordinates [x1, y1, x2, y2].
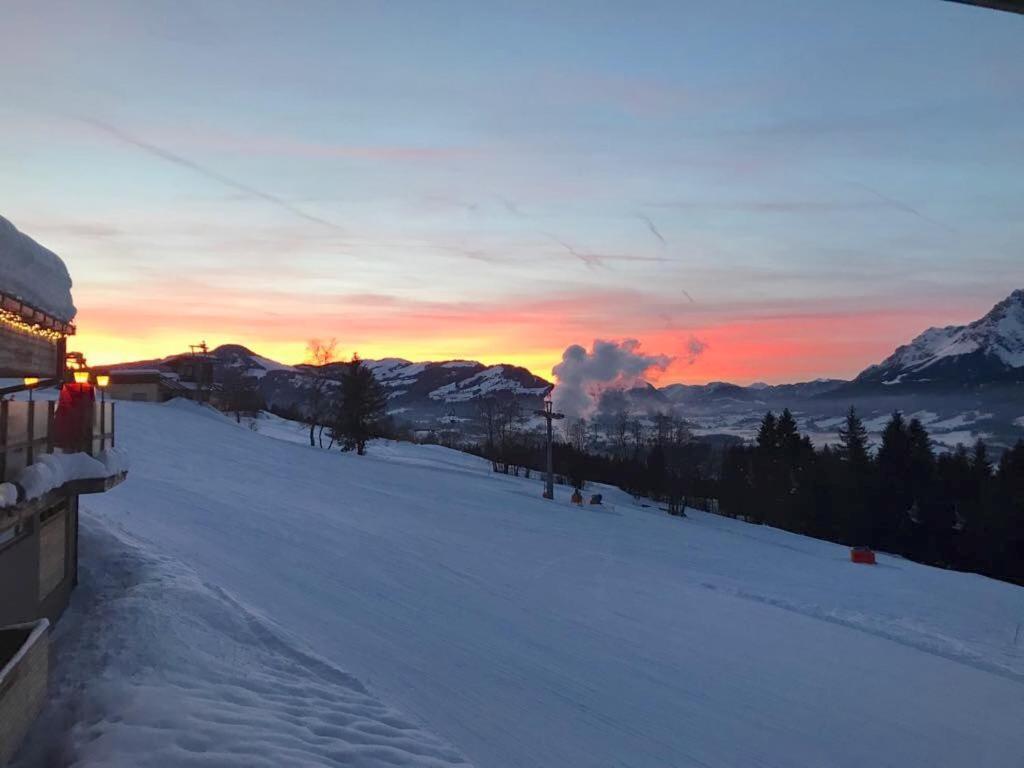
[23, 400, 1024, 767]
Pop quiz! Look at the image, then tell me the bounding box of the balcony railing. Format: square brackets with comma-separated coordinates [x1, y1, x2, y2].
[0, 400, 116, 484]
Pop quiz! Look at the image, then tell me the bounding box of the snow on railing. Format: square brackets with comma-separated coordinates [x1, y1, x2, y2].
[0, 448, 129, 508]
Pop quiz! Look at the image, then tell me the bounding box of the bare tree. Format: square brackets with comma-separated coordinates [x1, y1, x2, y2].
[305, 338, 338, 447]
[567, 417, 589, 453]
[653, 412, 673, 447]
[478, 397, 499, 470]
[612, 410, 629, 459]
[494, 398, 526, 474]
[630, 418, 645, 459]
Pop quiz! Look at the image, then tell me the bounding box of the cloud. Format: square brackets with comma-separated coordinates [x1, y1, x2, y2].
[685, 334, 708, 365]
[551, 339, 672, 421]
[78, 117, 347, 233]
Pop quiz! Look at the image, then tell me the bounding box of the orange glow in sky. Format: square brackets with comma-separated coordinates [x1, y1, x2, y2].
[70, 290, 994, 386]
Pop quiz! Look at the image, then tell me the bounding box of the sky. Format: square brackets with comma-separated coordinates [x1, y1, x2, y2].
[1, 0, 1021, 384]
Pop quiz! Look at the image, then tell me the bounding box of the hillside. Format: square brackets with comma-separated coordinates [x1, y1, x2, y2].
[16, 400, 1024, 767]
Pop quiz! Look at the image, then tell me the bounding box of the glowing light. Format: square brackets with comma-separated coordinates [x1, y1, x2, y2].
[0, 306, 69, 342]
[73, 370, 91, 384]
[95, 374, 110, 388]
[23, 377, 40, 387]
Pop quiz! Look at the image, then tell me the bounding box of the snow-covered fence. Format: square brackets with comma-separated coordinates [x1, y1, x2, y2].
[0, 399, 116, 483]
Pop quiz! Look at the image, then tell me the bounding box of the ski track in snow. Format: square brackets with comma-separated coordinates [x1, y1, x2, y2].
[20, 399, 1024, 768]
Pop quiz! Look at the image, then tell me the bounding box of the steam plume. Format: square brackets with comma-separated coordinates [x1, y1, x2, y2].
[551, 339, 672, 421]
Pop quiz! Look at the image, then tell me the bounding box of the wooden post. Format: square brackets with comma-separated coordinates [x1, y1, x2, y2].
[46, 400, 55, 454]
[0, 400, 7, 482]
[26, 399, 35, 467]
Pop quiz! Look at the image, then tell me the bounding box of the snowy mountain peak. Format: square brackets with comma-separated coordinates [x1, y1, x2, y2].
[854, 290, 1024, 388]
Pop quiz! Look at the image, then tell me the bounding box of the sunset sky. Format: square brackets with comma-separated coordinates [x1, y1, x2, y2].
[1, 1, 1021, 384]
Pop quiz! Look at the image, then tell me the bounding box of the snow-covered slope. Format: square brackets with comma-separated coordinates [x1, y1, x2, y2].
[854, 289, 1024, 388]
[0, 214, 76, 321]
[21, 401, 1024, 767]
[426, 365, 549, 403]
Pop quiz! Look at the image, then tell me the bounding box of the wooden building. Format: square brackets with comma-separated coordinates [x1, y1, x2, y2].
[0, 216, 125, 764]
[100, 368, 190, 403]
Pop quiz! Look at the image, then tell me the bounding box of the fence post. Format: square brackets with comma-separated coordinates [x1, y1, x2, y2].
[46, 400, 55, 454]
[26, 399, 35, 467]
[0, 400, 7, 482]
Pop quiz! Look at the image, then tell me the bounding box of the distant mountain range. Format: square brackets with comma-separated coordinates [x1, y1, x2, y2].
[109, 289, 1024, 448]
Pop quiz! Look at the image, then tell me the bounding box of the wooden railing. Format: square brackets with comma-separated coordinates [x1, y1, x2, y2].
[0, 400, 116, 483]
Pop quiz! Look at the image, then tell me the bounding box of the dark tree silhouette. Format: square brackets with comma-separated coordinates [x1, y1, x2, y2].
[334, 354, 387, 455]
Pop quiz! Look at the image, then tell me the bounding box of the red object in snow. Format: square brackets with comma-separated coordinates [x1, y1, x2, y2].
[850, 547, 876, 565]
[53, 382, 95, 452]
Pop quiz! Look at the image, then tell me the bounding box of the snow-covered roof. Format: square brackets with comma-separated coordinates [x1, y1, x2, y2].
[0, 215, 76, 323]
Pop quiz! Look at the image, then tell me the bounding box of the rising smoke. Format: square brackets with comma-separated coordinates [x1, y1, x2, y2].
[685, 334, 708, 365]
[551, 339, 673, 421]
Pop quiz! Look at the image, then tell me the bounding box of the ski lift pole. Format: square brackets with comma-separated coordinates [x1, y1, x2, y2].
[534, 398, 564, 499]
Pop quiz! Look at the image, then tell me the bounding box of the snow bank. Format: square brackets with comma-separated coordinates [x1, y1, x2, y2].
[12, 516, 470, 768]
[0, 215, 76, 322]
[0, 448, 128, 507]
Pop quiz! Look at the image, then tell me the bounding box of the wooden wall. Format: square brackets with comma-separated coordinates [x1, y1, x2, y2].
[0, 496, 78, 627]
[0, 325, 61, 378]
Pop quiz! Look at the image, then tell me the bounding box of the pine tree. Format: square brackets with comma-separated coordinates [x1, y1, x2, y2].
[752, 412, 783, 525]
[970, 438, 992, 482]
[335, 354, 387, 455]
[776, 409, 801, 460]
[756, 411, 778, 451]
[874, 411, 911, 549]
[837, 406, 869, 468]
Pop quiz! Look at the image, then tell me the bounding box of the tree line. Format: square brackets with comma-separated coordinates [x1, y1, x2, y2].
[719, 408, 1024, 584]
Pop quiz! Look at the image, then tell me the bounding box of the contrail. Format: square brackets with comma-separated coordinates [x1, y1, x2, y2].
[681, 289, 695, 303]
[838, 177, 956, 235]
[500, 197, 525, 217]
[637, 213, 666, 245]
[544, 233, 666, 269]
[79, 117, 346, 233]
